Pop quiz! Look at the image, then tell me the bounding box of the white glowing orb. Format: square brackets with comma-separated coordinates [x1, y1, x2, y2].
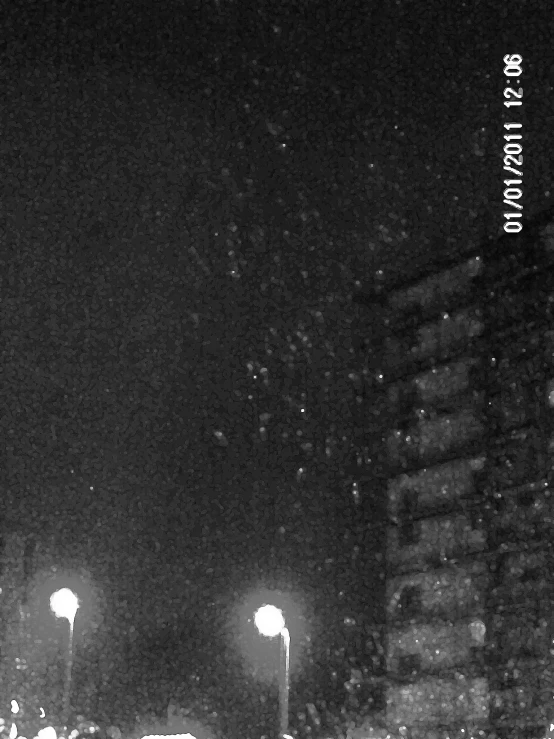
[9, 725, 17, 739]
[50, 588, 79, 623]
[141, 735, 197, 739]
[37, 727, 57, 739]
[10, 701, 19, 714]
[254, 604, 285, 637]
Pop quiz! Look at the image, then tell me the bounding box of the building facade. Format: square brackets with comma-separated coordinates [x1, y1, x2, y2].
[352, 206, 554, 739]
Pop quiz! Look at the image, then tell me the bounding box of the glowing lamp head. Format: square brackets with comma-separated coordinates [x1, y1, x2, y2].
[254, 604, 285, 637]
[50, 588, 79, 624]
[37, 728, 57, 739]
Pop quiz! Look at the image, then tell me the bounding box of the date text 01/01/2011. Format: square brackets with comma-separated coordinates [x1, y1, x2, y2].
[503, 54, 523, 234]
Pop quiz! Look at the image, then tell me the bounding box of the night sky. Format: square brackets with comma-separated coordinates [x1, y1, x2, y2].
[1, 0, 553, 730]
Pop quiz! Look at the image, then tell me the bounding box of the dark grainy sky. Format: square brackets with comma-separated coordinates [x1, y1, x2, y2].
[1, 0, 553, 727]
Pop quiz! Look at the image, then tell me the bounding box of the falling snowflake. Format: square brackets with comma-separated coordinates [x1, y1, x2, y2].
[213, 431, 228, 447]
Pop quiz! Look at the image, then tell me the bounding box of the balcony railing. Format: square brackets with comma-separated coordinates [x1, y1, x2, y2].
[387, 561, 489, 626]
[374, 306, 485, 379]
[387, 455, 486, 521]
[387, 256, 484, 319]
[354, 216, 554, 338]
[361, 358, 484, 430]
[386, 675, 489, 727]
[357, 279, 554, 389]
[387, 408, 486, 470]
[396, 725, 489, 739]
[386, 513, 487, 574]
[387, 618, 486, 677]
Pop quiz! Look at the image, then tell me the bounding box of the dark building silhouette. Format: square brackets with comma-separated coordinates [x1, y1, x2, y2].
[351, 206, 554, 739]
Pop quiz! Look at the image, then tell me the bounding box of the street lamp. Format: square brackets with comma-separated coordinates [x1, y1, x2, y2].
[254, 605, 291, 739]
[50, 588, 79, 735]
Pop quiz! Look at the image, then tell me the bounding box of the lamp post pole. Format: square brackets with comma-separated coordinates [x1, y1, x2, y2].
[254, 604, 292, 739]
[63, 617, 75, 733]
[50, 588, 79, 736]
[278, 626, 290, 739]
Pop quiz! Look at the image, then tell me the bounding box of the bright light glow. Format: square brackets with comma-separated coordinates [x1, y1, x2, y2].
[11, 700, 19, 714]
[9, 724, 17, 739]
[254, 604, 285, 637]
[50, 588, 79, 623]
[38, 727, 57, 739]
[469, 618, 486, 643]
[77, 720, 100, 734]
[141, 734, 197, 739]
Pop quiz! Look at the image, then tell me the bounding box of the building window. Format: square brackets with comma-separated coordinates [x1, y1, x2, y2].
[399, 492, 419, 546]
[399, 518, 417, 546]
[398, 653, 421, 677]
[521, 566, 542, 582]
[399, 586, 422, 619]
[371, 684, 386, 712]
